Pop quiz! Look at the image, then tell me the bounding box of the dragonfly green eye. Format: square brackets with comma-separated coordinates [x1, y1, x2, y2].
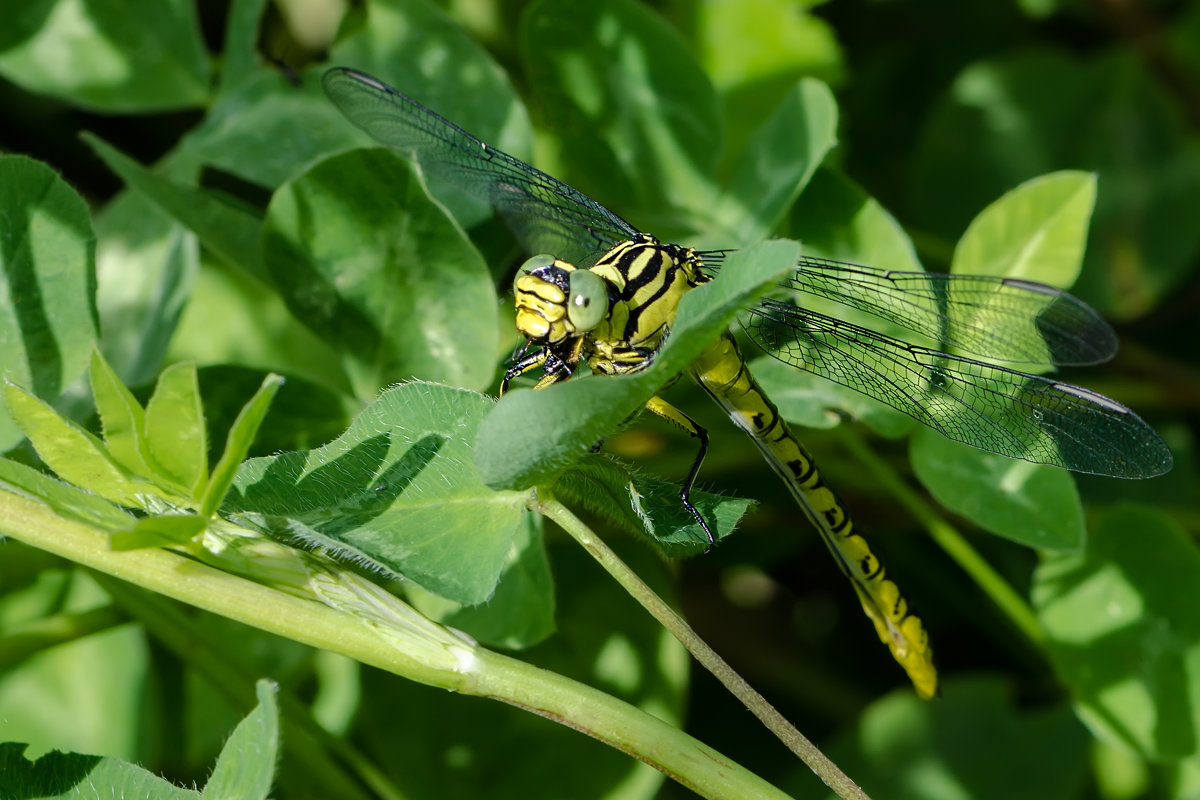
[515, 254, 558, 293]
[567, 268, 608, 330]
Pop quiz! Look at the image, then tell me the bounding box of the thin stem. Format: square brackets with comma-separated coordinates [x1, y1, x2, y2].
[537, 489, 873, 800]
[834, 426, 1045, 647]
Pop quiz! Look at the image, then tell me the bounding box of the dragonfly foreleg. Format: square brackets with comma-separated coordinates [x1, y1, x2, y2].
[644, 395, 715, 549]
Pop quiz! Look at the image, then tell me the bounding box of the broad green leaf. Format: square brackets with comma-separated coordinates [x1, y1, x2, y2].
[0, 588, 150, 762]
[329, 0, 533, 200]
[0, 743, 197, 800]
[201, 373, 284, 518]
[952, 170, 1096, 287]
[1032, 504, 1200, 759]
[85, 135, 266, 282]
[201, 680, 278, 800]
[0, 457, 133, 533]
[405, 510, 555, 649]
[322, 0, 534, 229]
[2, 382, 166, 509]
[696, 0, 843, 159]
[788, 167, 922, 270]
[0, 155, 98, 451]
[167, 255, 350, 396]
[475, 240, 799, 491]
[909, 427, 1084, 550]
[262, 148, 499, 398]
[94, 188, 198, 388]
[709, 79, 837, 244]
[552, 454, 754, 554]
[520, 0, 723, 233]
[796, 677, 1089, 800]
[356, 537, 685, 800]
[89, 348, 152, 482]
[144, 362, 208, 498]
[226, 382, 528, 606]
[181, 69, 370, 192]
[0, 0, 209, 112]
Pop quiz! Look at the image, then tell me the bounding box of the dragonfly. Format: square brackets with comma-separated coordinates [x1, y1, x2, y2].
[323, 67, 1173, 699]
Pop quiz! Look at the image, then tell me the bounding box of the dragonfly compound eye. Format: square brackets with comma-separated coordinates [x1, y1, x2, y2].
[566, 268, 609, 331]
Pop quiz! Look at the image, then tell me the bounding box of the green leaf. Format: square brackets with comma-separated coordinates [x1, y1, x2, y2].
[201, 680, 278, 800]
[0, 742, 199, 800]
[952, 170, 1096, 287]
[225, 382, 528, 606]
[696, 0, 844, 159]
[0, 0, 209, 112]
[328, 0, 533, 225]
[2, 382, 165, 509]
[85, 134, 265, 281]
[520, 0, 723, 232]
[261, 148, 499, 398]
[0, 457, 133, 533]
[217, 0, 271, 97]
[89, 348, 151, 479]
[111, 514, 208, 550]
[911, 51, 1200, 319]
[0, 155, 98, 451]
[201, 373, 285, 518]
[405, 511, 555, 649]
[181, 69, 370, 192]
[94, 186, 198, 386]
[552, 455, 754, 555]
[1032, 504, 1200, 759]
[144, 362, 208, 498]
[807, 676, 1090, 800]
[475, 240, 799, 491]
[909, 427, 1085, 550]
[709, 79, 837, 244]
[787, 167, 922, 270]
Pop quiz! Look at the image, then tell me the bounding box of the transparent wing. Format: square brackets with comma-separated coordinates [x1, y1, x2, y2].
[323, 67, 638, 264]
[742, 300, 1172, 478]
[702, 252, 1117, 366]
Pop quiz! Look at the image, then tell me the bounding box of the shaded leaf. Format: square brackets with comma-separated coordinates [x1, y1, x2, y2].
[1032, 504, 1200, 759]
[226, 382, 528, 606]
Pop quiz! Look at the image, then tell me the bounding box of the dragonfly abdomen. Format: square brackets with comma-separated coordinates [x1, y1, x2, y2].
[689, 331, 938, 699]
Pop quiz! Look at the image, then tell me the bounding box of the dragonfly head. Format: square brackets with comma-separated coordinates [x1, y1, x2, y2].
[513, 254, 610, 343]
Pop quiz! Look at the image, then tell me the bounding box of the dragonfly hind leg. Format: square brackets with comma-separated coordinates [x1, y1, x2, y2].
[644, 395, 716, 549]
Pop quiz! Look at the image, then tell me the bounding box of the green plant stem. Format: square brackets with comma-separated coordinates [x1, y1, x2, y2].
[537, 490, 873, 800]
[835, 427, 1045, 647]
[0, 488, 795, 800]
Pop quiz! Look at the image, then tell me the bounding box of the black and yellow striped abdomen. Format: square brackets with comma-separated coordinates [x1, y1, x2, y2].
[690, 331, 938, 699]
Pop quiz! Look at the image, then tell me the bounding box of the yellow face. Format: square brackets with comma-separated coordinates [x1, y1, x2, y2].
[512, 255, 610, 345]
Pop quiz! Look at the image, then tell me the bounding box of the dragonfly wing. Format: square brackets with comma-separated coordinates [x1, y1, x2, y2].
[742, 300, 1172, 478]
[323, 68, 638, 264]
[703, 252, 1117, 366]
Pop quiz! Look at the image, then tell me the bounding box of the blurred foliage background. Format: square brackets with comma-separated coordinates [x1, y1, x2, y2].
[1, 0, 1199, 798]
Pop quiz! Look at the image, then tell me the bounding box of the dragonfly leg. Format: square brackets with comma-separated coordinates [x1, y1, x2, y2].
[644, 395, 715, 549]
[501, 347, 548, 395]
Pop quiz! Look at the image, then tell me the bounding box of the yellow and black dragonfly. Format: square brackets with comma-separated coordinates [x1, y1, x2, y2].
[324, 67, 1172, 699]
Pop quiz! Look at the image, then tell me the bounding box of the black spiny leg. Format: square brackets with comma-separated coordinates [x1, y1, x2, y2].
[644, 395, 715, 550]
[501, 346, 548, 395]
